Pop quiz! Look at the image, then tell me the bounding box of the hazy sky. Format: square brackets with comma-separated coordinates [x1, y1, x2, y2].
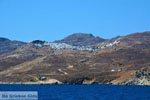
[0, 0, 150, 42]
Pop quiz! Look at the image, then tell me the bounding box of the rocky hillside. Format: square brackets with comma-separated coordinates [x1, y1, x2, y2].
[55, 33, 106, 46]
[0, 37, 26, 55]
[0, 32, 150, 85]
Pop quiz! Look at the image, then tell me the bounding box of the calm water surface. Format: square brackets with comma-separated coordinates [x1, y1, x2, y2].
[0, 84, 150, 100]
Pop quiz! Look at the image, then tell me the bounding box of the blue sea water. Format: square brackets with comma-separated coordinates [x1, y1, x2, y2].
[0, 84, 150, 100]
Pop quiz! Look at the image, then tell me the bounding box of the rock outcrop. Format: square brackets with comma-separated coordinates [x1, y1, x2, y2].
[125, 68, 150, 85]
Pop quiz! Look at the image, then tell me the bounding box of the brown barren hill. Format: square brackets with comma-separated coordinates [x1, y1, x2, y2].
[0, 32, 150, 85]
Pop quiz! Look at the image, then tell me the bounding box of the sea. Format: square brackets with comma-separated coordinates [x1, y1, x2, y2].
[0, 84, 150, 100]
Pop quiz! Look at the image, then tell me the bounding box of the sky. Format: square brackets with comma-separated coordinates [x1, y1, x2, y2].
[0, 0, 150, 42]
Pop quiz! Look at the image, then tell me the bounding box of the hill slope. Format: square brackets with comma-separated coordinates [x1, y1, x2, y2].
[0, 37, 26, 55]
[0, 32, 150, 85]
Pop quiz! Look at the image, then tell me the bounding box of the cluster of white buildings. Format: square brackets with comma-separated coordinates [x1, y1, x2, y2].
[33, 42, 97, 51]
[33, 40, 120, 51]
[98, 40, 120, 49]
